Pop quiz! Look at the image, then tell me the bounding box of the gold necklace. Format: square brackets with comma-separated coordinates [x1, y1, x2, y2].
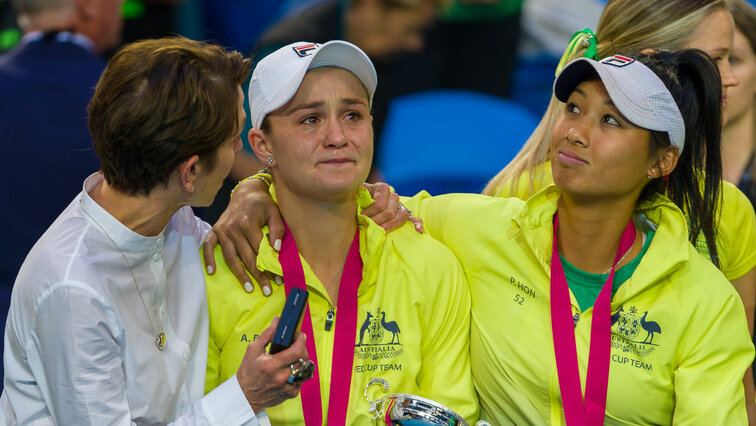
[81, 203, 167, 351]
[601, 229, 639, 275]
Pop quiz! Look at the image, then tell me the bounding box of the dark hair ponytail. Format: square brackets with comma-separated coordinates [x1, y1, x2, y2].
[638, 49, 722, 266]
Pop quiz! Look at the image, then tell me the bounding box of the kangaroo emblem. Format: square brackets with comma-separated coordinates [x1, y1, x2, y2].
[356, 312, 373, 346]
[611, 306, 624, 327]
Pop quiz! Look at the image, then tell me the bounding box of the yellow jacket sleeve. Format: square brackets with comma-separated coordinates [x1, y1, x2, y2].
[202, 244, 258, 395]
[715, 181, 756, 280]
[205, 320, 222, 395]
[672, 277, 753, 424]
[416, 252, 478, 422]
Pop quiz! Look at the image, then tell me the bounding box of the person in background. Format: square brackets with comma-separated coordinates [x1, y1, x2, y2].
[511, 0, 605, 116]
[398, 0, 523, 99]
[724, 0, 756, 207]
[118, 0, 184, 53]
[1, 37, 307, 424]
[0, 0, 122, 384]
[0, 0, 22, 54]
[203, 40, 478, 424]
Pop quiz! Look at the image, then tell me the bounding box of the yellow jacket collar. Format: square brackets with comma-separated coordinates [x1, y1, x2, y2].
[255, 184, 387, 291]
[512, 185, 692, 299]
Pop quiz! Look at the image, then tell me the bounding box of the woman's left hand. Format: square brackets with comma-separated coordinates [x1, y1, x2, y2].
[361, 182, 423, 234]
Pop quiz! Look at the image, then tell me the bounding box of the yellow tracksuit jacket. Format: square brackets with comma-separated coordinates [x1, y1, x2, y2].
[204, 187, 478, 425]
[404, 185, 754, 425]
[492, 162, 756, 281]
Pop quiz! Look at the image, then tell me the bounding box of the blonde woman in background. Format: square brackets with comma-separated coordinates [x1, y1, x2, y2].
[724, 0, 756, 206]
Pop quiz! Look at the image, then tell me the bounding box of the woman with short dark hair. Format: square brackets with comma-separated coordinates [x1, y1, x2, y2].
[1, 37, 307, 425]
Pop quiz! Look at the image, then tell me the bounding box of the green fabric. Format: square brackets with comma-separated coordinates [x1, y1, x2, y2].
[0, 29, 21, 51]
[439, 0, 523, 22]
[121, 0, 146, 19]
[561, 230, 655, 311]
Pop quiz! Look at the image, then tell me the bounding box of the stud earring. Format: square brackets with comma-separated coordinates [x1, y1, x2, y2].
[266, 156, 273, 165]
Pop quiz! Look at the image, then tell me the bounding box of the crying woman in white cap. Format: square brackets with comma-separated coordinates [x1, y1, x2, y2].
[202, 40, 478, 424]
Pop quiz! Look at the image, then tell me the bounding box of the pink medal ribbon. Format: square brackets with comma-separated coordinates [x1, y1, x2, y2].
[550, 214, 636, 426]
[278, 222, 363, 426]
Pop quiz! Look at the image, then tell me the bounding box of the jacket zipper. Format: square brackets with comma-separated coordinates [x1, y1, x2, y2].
[325, 308, 335, 331]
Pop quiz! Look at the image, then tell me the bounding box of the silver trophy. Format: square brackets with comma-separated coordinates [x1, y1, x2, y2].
[364, 377, 479, 425]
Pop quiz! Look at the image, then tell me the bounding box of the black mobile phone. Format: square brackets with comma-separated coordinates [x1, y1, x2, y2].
[269, 287, 309, 354]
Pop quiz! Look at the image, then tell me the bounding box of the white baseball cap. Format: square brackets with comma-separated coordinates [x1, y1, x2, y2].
[248, 40, 378, 129]
[554, 54, 686, 153]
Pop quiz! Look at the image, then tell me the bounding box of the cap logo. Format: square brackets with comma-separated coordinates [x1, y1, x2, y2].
[292, 43, 318, 57]
[602, 55, 634, 67]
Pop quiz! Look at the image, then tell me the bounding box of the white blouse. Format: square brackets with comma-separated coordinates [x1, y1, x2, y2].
[1, 172, 267, 425]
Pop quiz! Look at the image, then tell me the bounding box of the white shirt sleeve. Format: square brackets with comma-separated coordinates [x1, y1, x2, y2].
[189, 376, 267, 426]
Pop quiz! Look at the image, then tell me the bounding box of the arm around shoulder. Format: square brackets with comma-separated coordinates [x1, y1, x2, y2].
[401, 192, 522, 261]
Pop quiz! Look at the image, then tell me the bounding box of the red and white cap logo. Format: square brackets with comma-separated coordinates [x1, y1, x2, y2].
[601, 55, 635, 67]
[292, 43, 318, 57]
